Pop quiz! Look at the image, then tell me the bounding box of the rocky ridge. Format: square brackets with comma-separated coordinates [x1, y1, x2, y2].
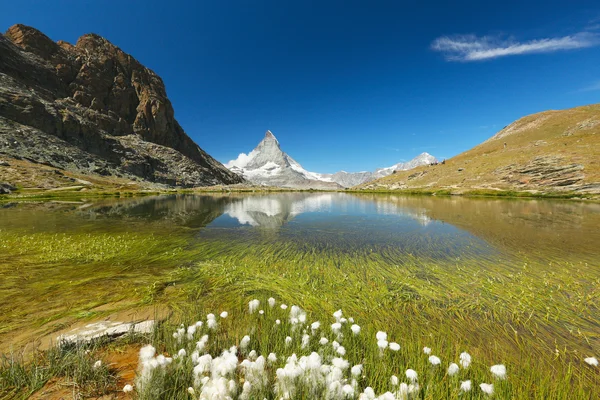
[0, 24, 242, 187]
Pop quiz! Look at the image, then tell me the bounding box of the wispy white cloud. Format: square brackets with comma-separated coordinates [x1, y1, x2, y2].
[431, 32, 599, 61]
[578, 80, 600, 92]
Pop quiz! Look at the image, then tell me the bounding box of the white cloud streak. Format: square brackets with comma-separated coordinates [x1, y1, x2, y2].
[579, 81, 600, 92]
[431, 32, 599, 61]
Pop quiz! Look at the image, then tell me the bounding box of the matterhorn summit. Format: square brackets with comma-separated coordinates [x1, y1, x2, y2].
[225, 131, 341, 189]
[225, 130, 437, 188]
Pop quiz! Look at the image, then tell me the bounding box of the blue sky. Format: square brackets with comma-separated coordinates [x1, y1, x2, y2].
[2, 1, 600, 173]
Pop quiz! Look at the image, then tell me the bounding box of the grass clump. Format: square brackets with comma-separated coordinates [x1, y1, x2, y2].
[0, 343, 117, 399]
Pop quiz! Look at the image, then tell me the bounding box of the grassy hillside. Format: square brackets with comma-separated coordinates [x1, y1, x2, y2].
[357, 103, 600, 195]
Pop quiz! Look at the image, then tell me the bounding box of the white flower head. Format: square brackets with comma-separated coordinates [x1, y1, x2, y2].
[249, 299, 260, 314]
[123, 384, 133, 393]
[333, 309, 343, 320]
[390, 375, 399, 386]
[376, 331, 387, 341]
[423, 346, 432, 355]
[139, 344, 156, 361]
[311, 321, 321, 331]
[177, 348, 186, 358]
[319, 337, 329, 345]
[337, 346, 346, 356]
[280, 304, 288, 310]
[268, 352, 277, 363]
[377, 339, 388, 350]
[240, 335, 251, 350]
[480, 383, 494, 395]
[405, 369, 418, 382]
[448, 363, 459, 376]
[259, 309, 264, 315]
[460, 380, 471, 392]
[585, 357, 598, 366]
[490, 364, 506, 379]
[331, 322, 342, 334]
[187, 387, 195, 395]
[93, 360, 102, 369]
[275, 319, 281, 325]
[459, 352, 471, 368]
[351, 324, 361, 335]
[429, 355, 441, 366]
[285, 336, 292, 346]
[389, 342, 400, 351]
[220, 311, 228, 318]
[268, 297, 276, 308]
[301, 334, 310, 349]
[351, 364, 363, 377]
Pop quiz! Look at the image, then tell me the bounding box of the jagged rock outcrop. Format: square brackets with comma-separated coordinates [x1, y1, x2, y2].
[0, 24, 243, 187]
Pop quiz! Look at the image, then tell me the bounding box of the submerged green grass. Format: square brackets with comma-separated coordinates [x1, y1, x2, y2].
[0, 195, 598, 398]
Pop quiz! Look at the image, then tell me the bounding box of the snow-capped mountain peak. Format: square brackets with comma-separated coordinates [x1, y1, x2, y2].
[224, 131, 437, 188]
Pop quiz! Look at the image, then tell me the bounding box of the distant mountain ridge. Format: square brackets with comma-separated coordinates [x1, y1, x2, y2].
[225, 130, 437, 188]
[358, 103, 600, 194]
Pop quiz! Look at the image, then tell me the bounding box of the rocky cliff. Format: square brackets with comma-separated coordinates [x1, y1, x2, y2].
[0, 24, 243, 187]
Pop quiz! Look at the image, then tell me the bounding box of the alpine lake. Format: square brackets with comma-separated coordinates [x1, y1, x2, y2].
[0, 193, 598, 398]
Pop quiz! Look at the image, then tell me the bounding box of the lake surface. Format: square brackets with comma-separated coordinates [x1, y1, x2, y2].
[1, 193, 599, 350]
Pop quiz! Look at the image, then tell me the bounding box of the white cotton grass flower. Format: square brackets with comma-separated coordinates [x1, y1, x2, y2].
[275, 319, 281, 325]
[268, 297, 276, 308]
[406, 369, 418, 382]
[301, 334, 310, 349]
[333, 309, 343, 320]
[423, 346, 432, 355]
[194, 320, 203, 328]
[448, 363, 459, 376]
[196, 334, 209, 352]
[186, 325, 196, 340]
[319, 337, 329, 345]
[460, 380, 472, 392]
[285, 336, 292, 346]
[259, 309, 264, 315]
[429, 355, 441, 365]
[336, 346, 346, 356]
[268, 353, 277, 363]
[480, 383, 494, 395]
[177, 348, 186, 358]
[390, 375, 399, 386]
[351, 324, 361, 335]
[361, 387, 375, 399]
[311, 321, 321, 331]
[459, 352, 471, 368]
[389, 342, 400, 351]
[249, 299, 260, 314]
[248, 350, 257, 360]
[187, 387, 195, 395]
[342, 384, 354, 397]
[348, 317, 354, 323]
[220, 311, 228, 318]
[351, 364, 363, 377]
[280, 304, 288, 310]
[376, 331, 387, 341]
[331, 322, 342, 334]
[584, 357, 598, 366]
[377, 339, 388, 350]
[340, 317, 348, 324]
[93, 360, 102, 369]
[123, 384, 133, 393]
[240, 335, 251, 350]
[490, 364, 506, 379]
[139, 345, 156, 361]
